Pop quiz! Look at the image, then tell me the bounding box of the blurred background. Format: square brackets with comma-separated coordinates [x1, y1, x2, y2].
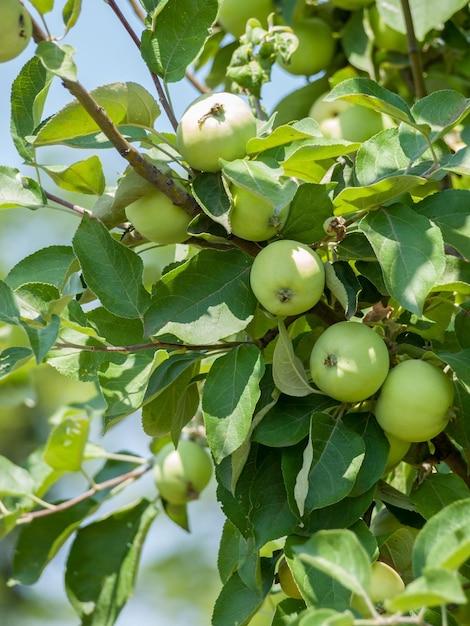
[0, 2, 300, 624]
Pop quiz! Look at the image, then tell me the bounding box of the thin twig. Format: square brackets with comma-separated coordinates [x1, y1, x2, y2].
[17, 463, 151, 523]
[45, 191, 94, 218]
[105, 0, 179, 131]
[54, 339, 255, 354]
[400, 0, 426, 99]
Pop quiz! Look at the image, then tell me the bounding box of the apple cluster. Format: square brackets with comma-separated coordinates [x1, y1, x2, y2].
[0, 0, 33, 63]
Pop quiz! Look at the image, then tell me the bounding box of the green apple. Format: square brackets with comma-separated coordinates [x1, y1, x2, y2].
[351, 561, 405, 616]
[125, 188, 191, 245]
[278, 557, 303, 600]
[176, 92, 257, 172]
[217, 0, 273, 38]
[153, 439, 213, 505]
[383, 431, 410, 474]
[229, 184, 290, 241]
[309, 321, 390, 403]
[374, 359, 454, 443]
[367, 5, 408, 54]
[250, 239, 325, 316]
[278, 18, 336, 76]
[309, 93, 384, 142]
[0, 0, 32, 63]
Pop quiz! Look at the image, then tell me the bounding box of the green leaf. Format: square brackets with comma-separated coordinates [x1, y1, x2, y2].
[192, 172, 231, 232]
[295, 413, 365, 515]
[34, 82, 160, 146]
[221, 158, 298, 212]
[282, 183, 335, 244]
[142, 354, 200, 441]
[0, 347, 33, 378]
[140, 0, 219, 82]
[36, 41, 78, 81]
[360, 204, 445, 315]
[414, 189, 470, 258]
[272, 320, 315, 397]
[325, 77, 414, 126]
[0, 280, 21, 324]
[399, 91, 470, 160]
[40, 155, 106, 195]
[411, 472, 470, 520]
[333, 175, 426, 215]
[437, 349, 470, 393]
[324, 261, 361, 320]
[387, 567, 466, 612]
[10, 56, 53, 161]
[293, 529, 371, 597]
[43, 413, 89, 471]
[252, 393, 338, 448]
[281, 139, 359, 183]
[212, 570, 264, 626]
[73, 214, 150, 320]
[144, 248, 256, 344]
[377, 0, 468, 41]
[99, 352, 156, 428]
[412, 498, 470, 577]
[0, 166, 46, 209]
[203, 344, 264, 463]
[0, 455, 35, 497]
[23, 314, 61, 363]
[65, 499, 158, 626]
[5, 246, 76, 291]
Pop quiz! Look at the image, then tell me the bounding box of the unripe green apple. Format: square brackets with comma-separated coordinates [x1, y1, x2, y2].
[229, 184, 290, 241]
[309, 321, 390, 403]
[176, 92, 257, 172]
[367, 5, 408, 53]
[0, 0, 32, 63]
[153, 439, 213, 505]
[309, 94, 384, 142]
[374, 359, 454, 443]
[278, 18, 336, 76]
[383, 431, 410, 474]
[277, 557, 303, 600]
[125, 188, 191, 245]
[250, 239, 325, 316]
[217, 0, 273, 38]
[351, 561, 405, 616]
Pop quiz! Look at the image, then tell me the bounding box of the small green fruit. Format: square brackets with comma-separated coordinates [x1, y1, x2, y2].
[0, 0, 32, 63]
[374, 360, 454, 443]
[250, 239, 325, 316]
[351, 561, 405, 616]
[278, 557, 302, 600]
[153, 439, 213, 505]
[125, 188, 191, 245]
[278, 18, 336, 76]
[217, 0, 273, 38]
[229, 184, 290, 241]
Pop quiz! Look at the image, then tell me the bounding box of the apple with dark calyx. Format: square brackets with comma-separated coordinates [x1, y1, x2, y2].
[278, 18, 336, 77]
[229, 184, 290, 241]
[125, 188, 191, 245]
[176, 92, 257, 172]
[374, 359, 454, 443]
[217, 0, 273, 38]
[0, 0, 32, 63]
[250, 239, 325, 316]
[153, 439, 213, 505]
[309, 321, 390, 403]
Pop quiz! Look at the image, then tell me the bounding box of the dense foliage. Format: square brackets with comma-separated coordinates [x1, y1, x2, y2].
[0, 0, 470, 624]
